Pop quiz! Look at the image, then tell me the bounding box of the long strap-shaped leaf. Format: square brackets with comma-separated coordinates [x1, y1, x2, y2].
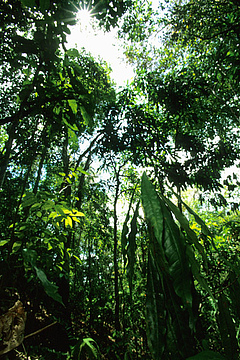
[126, 201, 140, 297]
[146, 252, 166, 359]
[121, 184, 138, 265]
[160, 193, 209, 269]
[141, 172, 192, 307]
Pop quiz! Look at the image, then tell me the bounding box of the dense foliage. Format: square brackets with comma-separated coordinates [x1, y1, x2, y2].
[0, 0, 239, 359]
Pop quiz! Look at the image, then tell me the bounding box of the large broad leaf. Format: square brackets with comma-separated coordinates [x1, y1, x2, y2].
[141, 173, 196, 358]
[186, 246, 215, 300]
[161, 196, 193, 307]
[146, 252, 166, 359]
[163, 275, 195, 359]
[167, 187, 215, 246]
[34, 267, 64, 306]
[160, 194, 209, 268]
[23, 248, 63, 305]
[141, 172, 192, 307]
[80, 105, 92, 127]
[141, 172, 167, 269]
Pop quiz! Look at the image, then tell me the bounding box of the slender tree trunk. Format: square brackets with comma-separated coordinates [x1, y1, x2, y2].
[75, 150, 92, 209]
[33, 146, 47, 194]
[58, 126, 71, 310]
[177, 185, 182, 213]
[72, 151, 92, 291]
[62, 126, 70, 198]
[87, 237, 93, 327]
[0, 123, 15, 188]
[33, 124, 48, 194]
[113, 169, 121, 331]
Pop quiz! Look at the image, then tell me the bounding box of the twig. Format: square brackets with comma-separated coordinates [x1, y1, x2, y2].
[24, 321, 58, 339]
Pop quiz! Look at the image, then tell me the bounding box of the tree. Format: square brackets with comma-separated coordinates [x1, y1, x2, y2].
[0, 0, 240, 359]
[0, 0, 128, 356]
[116, 0, 240, 192]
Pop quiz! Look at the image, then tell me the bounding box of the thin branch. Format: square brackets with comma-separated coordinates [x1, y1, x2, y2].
[24, 321, 58, 340]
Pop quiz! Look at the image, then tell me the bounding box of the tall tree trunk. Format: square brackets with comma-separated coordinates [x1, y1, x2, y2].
[0, 123, 15, 188]
[113, 168, 121, 331]
[72, 151, 92, 291]
[87, 237, 93, 327]
[33, 124, 48, 194]
[58, 126, 71, 310]
[33, 146, 47, 194]
[75, 150, 92, 209]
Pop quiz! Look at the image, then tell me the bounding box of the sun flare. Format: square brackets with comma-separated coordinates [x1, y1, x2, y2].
[67, 2, 135, 87]
[76, 8, 93, 32]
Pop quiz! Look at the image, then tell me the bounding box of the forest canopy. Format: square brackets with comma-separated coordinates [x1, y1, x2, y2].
[0, 0, 239, 359]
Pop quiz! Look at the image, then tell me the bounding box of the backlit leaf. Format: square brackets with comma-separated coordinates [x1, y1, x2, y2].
[68, 99, 78, 114]
[0, 240, 9, 246]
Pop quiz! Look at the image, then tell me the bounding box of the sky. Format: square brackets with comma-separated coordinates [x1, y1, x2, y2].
[66, 13, 135, 87]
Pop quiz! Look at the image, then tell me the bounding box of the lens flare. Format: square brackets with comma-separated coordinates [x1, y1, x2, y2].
[77, 7, 93, 32]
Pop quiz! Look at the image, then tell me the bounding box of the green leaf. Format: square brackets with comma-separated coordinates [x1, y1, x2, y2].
[172, 191, 213, 239]
[30, 202, 42, 209]
[54, 204, 67, 217]
[186, 246, 215, 300]
[23, 249, 63, 305]
[141, 172, 165, 258]
[64, 216, 73, 228]
[66, 48, 80, 59]
[0, 240, 10, 247]
[22, 248, 37, 266]
[71, 210, 85, 217]
[67, 99, 78, 115]
[12, 241, 22, 253]
[141, 172, 193, 307]
[22, 193, 37, 208]
[63, 118, 79, 131]
[34, 267, 64, 305]
[146, 252, 166, 359]
[41, 200, 55, 211]
[160, 194, 209, 268]
[126, 202, 139, 296]
[186, 350, 226, 359]
[76, 167, 90, 176]
[73, 338, 101, 360]
[73, 254, 82, 264]
[80, 105, 92, 127]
